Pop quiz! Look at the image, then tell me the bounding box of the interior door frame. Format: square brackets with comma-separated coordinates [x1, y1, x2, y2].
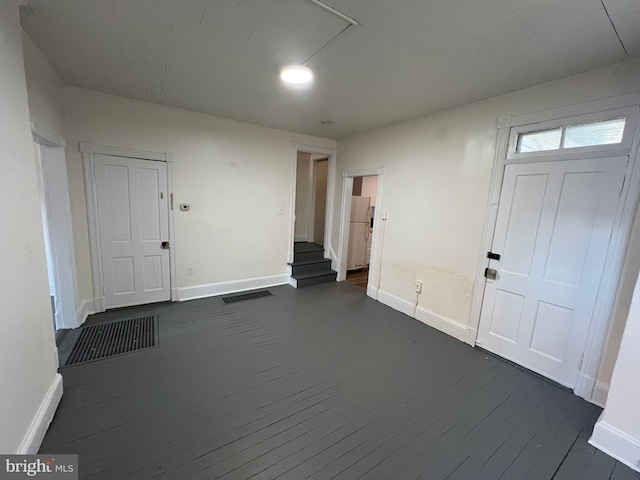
[467, 94, 640, 404]
[32, 120, 81, 330]
[288, 143, 336, 265]
[81, 142, 177, 313]
[337, 168, 384, 296]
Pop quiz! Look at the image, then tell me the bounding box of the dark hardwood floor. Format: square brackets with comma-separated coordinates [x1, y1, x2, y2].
[43, 282, 639, 479]
[346, 269, 368, 290]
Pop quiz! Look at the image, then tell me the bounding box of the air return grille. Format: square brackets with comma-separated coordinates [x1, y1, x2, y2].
[221, 290, 272, 304]
[64, 316, 158, 366]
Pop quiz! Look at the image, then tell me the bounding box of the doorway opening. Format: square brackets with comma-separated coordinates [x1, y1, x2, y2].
[289, 149, 337, 288]
[470, 100, 640, 402]
[33, 124, 80, 332]
[345, 176, 378, 291]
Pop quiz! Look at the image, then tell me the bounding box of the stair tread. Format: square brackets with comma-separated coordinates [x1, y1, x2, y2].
[292, 270, 337, 280]
[288, 258, 331, 267]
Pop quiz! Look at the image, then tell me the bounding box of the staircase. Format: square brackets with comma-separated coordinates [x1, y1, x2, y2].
[289, 242, 337, 288]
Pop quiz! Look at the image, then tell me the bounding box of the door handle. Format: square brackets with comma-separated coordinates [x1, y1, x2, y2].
[485, 268, 497, 280]
[161, 241, 170, 249]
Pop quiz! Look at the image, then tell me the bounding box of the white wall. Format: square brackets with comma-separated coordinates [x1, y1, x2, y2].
[294, 152, 312, 241]
[21, 32, 66, 136]
[591, 269, 640, 472]
[361, 176, 378, 206]
[0, 1, 61, 453]
[63, 87, 335, 302]
[333, 59, 640, 388]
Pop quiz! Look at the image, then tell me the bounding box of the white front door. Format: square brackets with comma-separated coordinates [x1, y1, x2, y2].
[477, 156, 627, 387]
[95, 154, 171, 308]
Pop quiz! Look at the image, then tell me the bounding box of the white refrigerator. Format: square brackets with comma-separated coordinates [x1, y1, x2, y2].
[347, 196, 371, 271]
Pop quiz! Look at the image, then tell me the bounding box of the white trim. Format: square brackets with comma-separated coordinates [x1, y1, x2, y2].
[466, 119, 510, 345]
[17, 374, 63, 454]
[367, 284, 379, 300]
[469, 97, 640, 403]
[337, 176, 354, 281]
[289, 143, 337, 266]
[31, 120, 65, 148]
[415, 306, 468, 342]
[590, 417, 640, 473]
[337, 169, 384, 291]
[376, 289, 415, 317]
[167, 161, 178, 302]
[307, 158, 316, 243]
[82, 142, 177, 312]
[591, 381, 610, 408]
[77, 298, 95, 326]
[342, 167, 385, 178]
[508, 93, 640, 128]
[295, 235, 308, 242]
[79, 142, 169, 162]
[33, 122, 80, 330]
[178, 274, 289, 301]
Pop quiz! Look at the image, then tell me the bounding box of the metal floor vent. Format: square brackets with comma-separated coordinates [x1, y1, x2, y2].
[221, 290, 272, 304]
[64, 315, 158, 367]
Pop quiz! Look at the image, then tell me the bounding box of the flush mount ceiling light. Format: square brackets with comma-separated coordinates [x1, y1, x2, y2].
[280, 65, 314, 84]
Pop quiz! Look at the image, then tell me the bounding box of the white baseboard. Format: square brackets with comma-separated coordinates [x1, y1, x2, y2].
[415, 306, 468, 342]
[295, 235, 308, 242]
[288, 276, 298, 288]
[590, 416, 640, 473]
[178, 274, 289, 301]
[17, 373, 63, 454]
[77, 299, 95, 327]
[374, 288, 469, 343]
[591, 381, 610, 408]
[376, 289, 415, 317]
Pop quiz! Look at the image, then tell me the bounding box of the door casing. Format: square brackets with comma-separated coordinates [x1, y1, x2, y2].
[468, 94, 640, 404]
[82, 143, 177, 313]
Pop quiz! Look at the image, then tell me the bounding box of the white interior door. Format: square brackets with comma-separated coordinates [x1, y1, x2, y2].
[95, 154, 171, 309]
[477, 156, 627, 387]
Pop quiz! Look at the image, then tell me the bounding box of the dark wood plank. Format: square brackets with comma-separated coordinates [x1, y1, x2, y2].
[40, 282, 640, 480]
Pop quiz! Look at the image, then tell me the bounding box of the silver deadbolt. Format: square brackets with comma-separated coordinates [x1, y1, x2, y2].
[485, 268, 497, 280]
[161, 241, 170, 249]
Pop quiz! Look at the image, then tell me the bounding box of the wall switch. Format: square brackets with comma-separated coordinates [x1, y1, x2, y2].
[187, 267, 194, 275]
[414, 281, 422, 293]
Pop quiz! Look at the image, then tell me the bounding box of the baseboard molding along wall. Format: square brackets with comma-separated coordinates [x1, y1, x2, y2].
[178, 274, 289, 301]
[294, 235, 308, 242]
[590, 416, 640, 473]
[371, 287, 470, 343]
[375, 288, 415, 317]
[415, 306, 468, 342]
[18, 373, 63, 454]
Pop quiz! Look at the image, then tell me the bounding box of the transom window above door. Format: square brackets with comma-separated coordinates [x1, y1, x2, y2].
[507, 106, 639, 161]
[517, 117, 625, 153]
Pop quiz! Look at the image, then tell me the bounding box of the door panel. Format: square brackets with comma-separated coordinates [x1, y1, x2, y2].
[95, 154, 171, 308]
[477, 156, 627, 387]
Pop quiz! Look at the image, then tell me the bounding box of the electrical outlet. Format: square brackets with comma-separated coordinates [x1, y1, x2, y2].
[187, 267, 194, 275]
[414, 281, 422, 293]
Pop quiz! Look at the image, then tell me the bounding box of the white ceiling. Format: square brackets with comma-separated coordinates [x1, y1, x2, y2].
[21, 0, 640, 139]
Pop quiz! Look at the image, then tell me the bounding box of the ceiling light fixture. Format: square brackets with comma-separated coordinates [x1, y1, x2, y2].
[280, 65, 314, 84]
